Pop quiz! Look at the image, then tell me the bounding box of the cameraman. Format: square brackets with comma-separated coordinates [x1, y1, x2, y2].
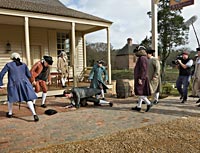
[176, 51, 193, 103]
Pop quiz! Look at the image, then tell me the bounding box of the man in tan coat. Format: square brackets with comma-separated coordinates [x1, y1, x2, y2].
[57, 51, 68, 88]
[146, 49, 161, 105]
[192, 47, 200, 106]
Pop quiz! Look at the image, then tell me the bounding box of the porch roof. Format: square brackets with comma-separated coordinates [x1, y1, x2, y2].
[0, 0, 112, 24]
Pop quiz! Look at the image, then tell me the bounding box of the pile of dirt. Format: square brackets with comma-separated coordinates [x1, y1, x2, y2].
[25, 117, 200, 153]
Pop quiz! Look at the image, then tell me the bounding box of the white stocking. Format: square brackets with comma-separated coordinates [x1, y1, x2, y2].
[8, 102, 13, 115]
[154, 92, 159, 101]
[27, 101, 36, 115]
[141, 96, 151, 105]
[101, 89, 105, 98]
[137, 97, 143, 108]
[42, 93, 47, 105]
[99, 99, 110, 104]
[61, 78, 66, 86]
[33, 93, 38, 104]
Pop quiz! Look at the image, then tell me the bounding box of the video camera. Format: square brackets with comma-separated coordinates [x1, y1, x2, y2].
[172, 55, 182, 65]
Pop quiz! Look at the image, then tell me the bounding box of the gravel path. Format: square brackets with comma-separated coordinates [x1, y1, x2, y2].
[25, 117, 200, 153]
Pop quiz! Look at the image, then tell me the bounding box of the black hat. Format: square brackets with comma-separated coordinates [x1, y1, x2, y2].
[146, 49, 155, 54]
[44, 109, 57, 115]
[43, 56, 53, 65]
[196, 47, 200, 51]
[138, 46, 146, 51]
[134, 46, 146, 53]
[97, 59, 105, 64]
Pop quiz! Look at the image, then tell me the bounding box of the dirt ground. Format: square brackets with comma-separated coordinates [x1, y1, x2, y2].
[25, 116, 200, 153]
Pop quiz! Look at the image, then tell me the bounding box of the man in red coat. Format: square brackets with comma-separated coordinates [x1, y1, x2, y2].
[30, 56, 53, 108]
[132, 46, 152, 112]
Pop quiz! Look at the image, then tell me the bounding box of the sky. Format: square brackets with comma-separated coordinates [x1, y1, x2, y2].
[59, 0, 199, 50]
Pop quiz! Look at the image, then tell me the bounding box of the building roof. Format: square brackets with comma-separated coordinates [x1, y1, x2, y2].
[117, 44, 138, 56]
[0, 0, 112, 24]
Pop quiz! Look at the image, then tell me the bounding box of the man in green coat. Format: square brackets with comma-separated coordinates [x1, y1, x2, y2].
[89, 60, 108, 100]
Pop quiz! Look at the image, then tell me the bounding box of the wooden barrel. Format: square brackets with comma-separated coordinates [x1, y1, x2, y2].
[116, 79, 129, 98]
[128, 79, 134, 97]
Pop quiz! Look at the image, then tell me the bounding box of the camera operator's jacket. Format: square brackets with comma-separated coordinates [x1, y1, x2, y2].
[178, 58, 193, 76]
[69, 87, 101, 107]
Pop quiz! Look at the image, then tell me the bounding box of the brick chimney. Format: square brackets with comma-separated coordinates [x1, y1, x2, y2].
[127, 38, 132, 46]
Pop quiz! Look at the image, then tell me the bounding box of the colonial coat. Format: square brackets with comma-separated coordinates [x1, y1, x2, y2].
[69, 87, 102, 107]
[192, 57, 200, 97]
[57, 56, 68, 78]
[30, 61, 51, 83]
[0, 61, 37, 103]
[134, 51, 151, 96]
[148, 57, 161, 93]
[89, 64, 108, 92]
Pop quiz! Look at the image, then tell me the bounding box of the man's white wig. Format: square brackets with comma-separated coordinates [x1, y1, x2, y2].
[10, 52, 21, 60]
[59, 51, 67, 56]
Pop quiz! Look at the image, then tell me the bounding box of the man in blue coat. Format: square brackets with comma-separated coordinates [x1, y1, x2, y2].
[0, 52, 39, 121]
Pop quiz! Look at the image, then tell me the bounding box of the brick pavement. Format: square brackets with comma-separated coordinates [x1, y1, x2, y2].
[0, 96, 200, 153]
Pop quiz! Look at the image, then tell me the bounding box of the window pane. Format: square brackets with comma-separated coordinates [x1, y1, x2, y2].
[57, 32, 70, 66]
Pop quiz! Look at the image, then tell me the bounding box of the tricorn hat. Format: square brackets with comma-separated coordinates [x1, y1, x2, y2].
[44, 109, 57, 115]
[196, 47, 200, 51]
[43, 55, 53, 65]
[146, 49, 155, 54]
[97, 59, 105, 64]
[133, 46, 146, 53]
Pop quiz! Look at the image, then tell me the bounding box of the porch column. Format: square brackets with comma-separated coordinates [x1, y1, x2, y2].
[151, 0, 158, 58]
[24, 17, 31, 68]
[107, 27, 111, 84]
[71, 22, 77, 87]
[83, 35, 87, 69]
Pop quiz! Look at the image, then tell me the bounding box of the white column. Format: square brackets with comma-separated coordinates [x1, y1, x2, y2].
[83, 35, 87, 68]
[24, 17, 31, 68]
[151, 0, 158, 58]
[71, 22, 77, 87]
[107, 27, 111, 84]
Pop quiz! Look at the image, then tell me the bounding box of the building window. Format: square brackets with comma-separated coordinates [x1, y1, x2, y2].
[57, 32, 70, 65]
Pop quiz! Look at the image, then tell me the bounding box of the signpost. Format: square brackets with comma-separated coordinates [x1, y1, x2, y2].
[170, 0, 194, 10]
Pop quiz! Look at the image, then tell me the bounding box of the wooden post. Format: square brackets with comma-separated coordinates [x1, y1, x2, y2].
[24, 17, 31, 68]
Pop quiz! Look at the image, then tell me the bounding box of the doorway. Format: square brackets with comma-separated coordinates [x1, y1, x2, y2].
[30, 45, 42, 65]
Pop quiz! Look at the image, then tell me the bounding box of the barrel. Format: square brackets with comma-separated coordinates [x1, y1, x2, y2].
[116, 79, 129, 98]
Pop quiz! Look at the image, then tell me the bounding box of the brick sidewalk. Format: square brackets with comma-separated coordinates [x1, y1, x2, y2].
[0, 96, 200, 153]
